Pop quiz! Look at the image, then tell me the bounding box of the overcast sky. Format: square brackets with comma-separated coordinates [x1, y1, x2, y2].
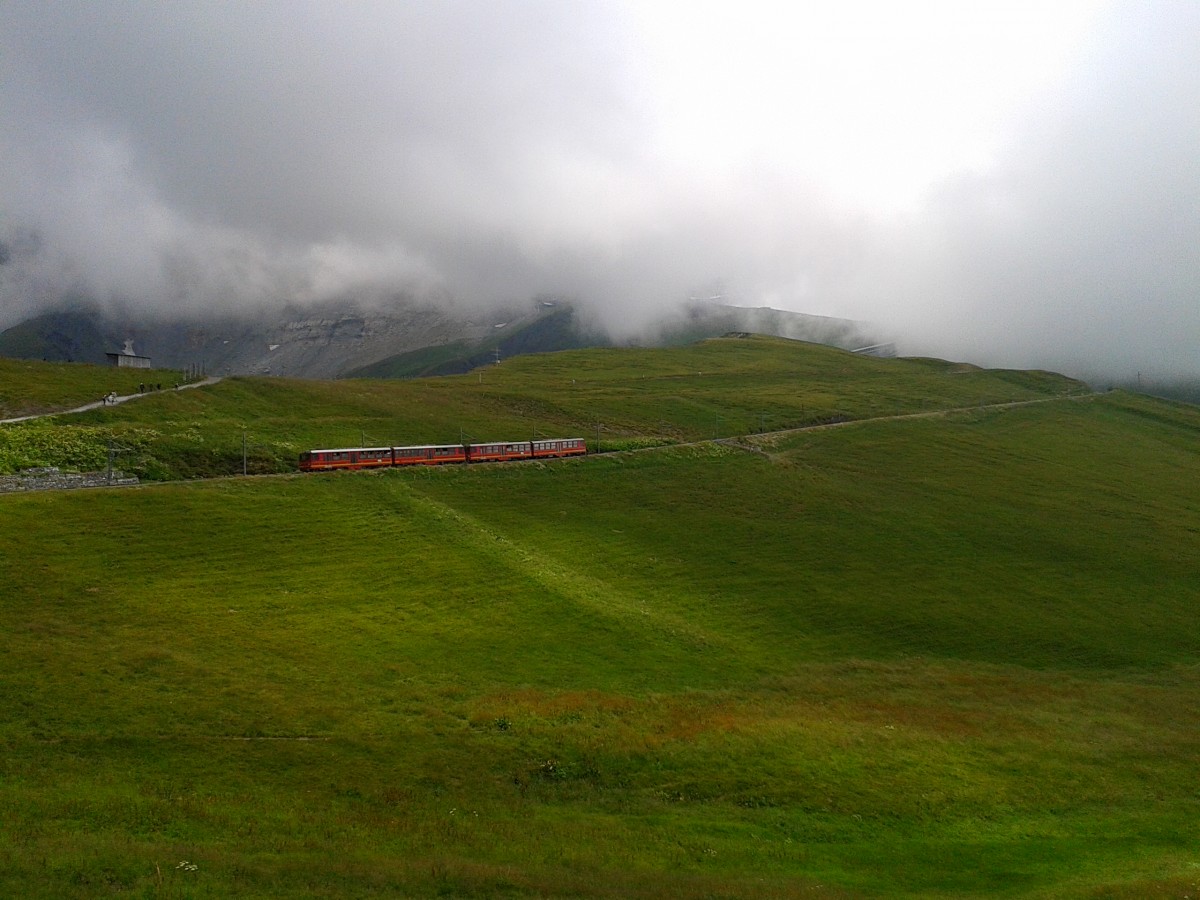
[2, 0, 1197, 378]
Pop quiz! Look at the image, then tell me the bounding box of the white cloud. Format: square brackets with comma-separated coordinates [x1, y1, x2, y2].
[1, 0, 1197, 378]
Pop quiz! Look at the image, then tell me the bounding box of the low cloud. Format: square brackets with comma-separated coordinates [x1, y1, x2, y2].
[1, 1, 1197, 379]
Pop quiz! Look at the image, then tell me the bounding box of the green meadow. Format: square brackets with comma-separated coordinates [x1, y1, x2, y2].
[0, 336, 1079, 479]
[2, 340, 1199, 897]
[0, 357, 186, 420]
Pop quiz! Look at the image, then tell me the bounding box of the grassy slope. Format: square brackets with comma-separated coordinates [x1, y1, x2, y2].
[0, 336, 1082, 478]
[2, 385, 1199, 897]
[346, 308, 600, 378]
[0, 357, 185, 419]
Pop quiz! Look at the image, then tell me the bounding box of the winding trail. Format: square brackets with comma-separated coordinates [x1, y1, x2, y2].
[0, 376, 224, 425]
[731, 392, 1093, 439]
[631, 392, 1098, 459]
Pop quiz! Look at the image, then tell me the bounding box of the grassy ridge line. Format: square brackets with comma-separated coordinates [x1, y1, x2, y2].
[0, 336, 1085, 479]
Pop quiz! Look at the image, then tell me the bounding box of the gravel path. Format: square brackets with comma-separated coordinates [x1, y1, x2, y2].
[0, 376, 224, 424]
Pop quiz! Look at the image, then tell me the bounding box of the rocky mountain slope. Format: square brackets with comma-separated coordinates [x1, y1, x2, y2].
[0, 298, 883, 378]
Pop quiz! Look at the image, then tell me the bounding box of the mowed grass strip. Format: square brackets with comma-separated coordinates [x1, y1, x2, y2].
[2, 386, 1199, 896]
[405, 394, 1200, 671]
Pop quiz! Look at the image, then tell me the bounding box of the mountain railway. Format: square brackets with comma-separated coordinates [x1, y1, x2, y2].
[298, 438, 588, 472]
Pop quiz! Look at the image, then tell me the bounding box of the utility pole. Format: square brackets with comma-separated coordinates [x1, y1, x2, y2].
[106, 439, 131, 483]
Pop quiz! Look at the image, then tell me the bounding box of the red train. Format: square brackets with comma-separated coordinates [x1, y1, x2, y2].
[298, 438, 587, 472]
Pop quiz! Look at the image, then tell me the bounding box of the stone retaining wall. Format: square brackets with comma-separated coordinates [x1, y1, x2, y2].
[0, 467, 140, 494]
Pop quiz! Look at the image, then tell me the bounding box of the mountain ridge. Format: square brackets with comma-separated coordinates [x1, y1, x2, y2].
[0, 299, 881, 379]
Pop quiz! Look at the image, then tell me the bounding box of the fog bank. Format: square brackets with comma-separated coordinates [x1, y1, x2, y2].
[2, 1, 1196, 379]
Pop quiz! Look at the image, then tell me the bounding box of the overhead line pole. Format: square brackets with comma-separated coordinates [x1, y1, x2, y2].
[106, 439, 133, 484]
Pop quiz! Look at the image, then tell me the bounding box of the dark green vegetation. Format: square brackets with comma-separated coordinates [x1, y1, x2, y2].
[3, 340, 1199, 897]
[0, 309, 114, 366]
[346, 307, 604, 378]
[0, 336, 1080, 479]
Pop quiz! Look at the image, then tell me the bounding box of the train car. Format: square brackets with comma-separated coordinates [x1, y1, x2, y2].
[392, 444, 469, 466]
[299, 437, 586, 472]
[467, 441, 533, 463]
[298, 447, 394, 472]
[530, 438, 587, 459]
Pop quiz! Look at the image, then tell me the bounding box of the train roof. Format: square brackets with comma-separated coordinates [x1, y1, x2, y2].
[303, 440, 584, 455]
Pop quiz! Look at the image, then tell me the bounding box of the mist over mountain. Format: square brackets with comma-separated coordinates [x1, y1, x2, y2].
[0, 297, 880, 380]
[2, 2, 1197, 381]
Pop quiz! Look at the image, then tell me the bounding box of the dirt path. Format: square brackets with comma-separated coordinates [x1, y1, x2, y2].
[678, 392, 1096, 455]
[0, 376, 224, 425]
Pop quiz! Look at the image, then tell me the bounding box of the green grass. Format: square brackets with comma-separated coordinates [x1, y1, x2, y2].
[2, 377, 1200, 896]
[0, 357, 185, 419]
[0, 335, 1083, 479]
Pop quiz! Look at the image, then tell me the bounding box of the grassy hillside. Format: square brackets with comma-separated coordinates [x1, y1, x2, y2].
[2, 381, 1199, 896]
[0, 357, 185, 420]
[0, 335, 1083, 478]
